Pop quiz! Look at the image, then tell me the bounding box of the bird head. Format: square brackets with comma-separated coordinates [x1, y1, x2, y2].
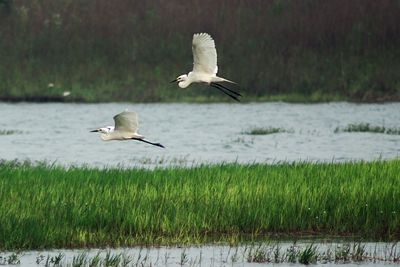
[90, 126, 114, 134]
[170, 74, 189, 88]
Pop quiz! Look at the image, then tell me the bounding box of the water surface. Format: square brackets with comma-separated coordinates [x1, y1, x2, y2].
[0, 102, 399, 167]
[1, 241, 398, 266]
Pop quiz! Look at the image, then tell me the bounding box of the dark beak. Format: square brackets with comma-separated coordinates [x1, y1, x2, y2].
[170, 79, 177, 83]
[90, 129, 99, 132]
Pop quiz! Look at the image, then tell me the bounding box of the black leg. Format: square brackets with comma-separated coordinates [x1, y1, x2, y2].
[212, 82, 242, 96]
[132, 138, 165, 148]
[210, 83, 240, 102]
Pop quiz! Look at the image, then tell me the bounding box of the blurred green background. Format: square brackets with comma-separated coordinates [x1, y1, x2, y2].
[0, 0, 399, 102]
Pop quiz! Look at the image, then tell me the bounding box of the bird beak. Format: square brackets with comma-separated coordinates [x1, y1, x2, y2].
[170, 79, 177, 83]
[90, 129, 99, 132]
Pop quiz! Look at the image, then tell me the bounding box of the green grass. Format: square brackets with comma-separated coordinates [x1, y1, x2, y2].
[0, 160, 399, 249]
[244, 127, 291, 135]
[335, 123, 400, 135]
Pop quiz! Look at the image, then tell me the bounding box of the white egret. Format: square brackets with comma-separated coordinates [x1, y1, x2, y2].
[171, 33, 241, 101]
[90, 111, 164, 148]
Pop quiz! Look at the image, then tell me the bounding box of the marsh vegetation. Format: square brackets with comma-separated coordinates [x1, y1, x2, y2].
[243, 127, 292, 135]
[0, 160, 399, 249]
[335, 123, 400, 135]
[0, 129, 23, 135]
[1, 242, 400, 266]
[0, 0, 399, 102]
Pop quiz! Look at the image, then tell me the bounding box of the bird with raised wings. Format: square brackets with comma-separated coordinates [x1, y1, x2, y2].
[171, 33, 241, 101]
[90, 111, 164, 148]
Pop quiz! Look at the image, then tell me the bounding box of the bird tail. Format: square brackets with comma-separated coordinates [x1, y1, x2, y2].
[223, 78, 237, 84]
[214, 76, 237, 84]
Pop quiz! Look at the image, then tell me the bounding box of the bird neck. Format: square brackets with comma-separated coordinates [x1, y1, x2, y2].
[178, 81, 190, 88]
[100, 133, 113, 141]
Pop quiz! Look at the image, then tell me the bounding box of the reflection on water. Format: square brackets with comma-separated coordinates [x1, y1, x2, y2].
[0, 102, 399, 167]
[1, 241, 399, 266]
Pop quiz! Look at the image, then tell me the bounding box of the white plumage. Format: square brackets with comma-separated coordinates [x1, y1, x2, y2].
[90, 111, 164, 148]
[171, 33, 241, 101]
[113, 111, 139, 134]
[192, 33, 218, 75]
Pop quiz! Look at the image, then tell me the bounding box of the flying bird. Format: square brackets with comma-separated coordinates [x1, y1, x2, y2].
[90, 111, 164, 148]
[171, 33, 241, 101]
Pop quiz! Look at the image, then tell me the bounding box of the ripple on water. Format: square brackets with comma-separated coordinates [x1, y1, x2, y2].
[0, 102, 399, 167]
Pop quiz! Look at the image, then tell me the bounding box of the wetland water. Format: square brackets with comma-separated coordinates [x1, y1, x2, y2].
[1, 241, 399, 266]
[0, 102, 399, 167]
[1, 103, 399, 265]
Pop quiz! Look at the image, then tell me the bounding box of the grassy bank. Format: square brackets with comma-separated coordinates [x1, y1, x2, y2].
[0, 160, 399, 249]
[0, 0, 399, 102]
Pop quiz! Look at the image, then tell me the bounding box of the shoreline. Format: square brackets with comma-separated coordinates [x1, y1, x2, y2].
[0, 93, 399, 104]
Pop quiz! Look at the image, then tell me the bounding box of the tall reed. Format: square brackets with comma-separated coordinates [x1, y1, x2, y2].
[0, 160, 399, 249]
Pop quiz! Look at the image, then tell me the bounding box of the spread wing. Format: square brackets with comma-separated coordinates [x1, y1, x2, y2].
[192, 33, 218, 74]
[113, 111, 138, 133]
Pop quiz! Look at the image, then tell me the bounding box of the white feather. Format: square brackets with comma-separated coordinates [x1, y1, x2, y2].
[192, 33, 218, 75]
[113, 111, 139, 134]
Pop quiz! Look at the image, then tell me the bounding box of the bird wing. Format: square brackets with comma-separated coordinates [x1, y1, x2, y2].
[192, 33, 218, 74]
[113, 111, 139, 133]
